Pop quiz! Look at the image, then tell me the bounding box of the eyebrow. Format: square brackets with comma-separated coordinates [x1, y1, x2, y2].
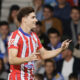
[32, 15, 36, 17]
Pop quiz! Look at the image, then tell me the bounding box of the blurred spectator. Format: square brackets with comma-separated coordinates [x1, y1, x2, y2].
[44, 0, 57, 6]
[67, 0, 80, 6]
[69, 73, 78, 80]
[0, 38, 6, 59]
[54, 0, 71, 33]
[43, 59, 64, 80]
[32, 21, 49, 48]
[54, 0, 71, 21]
[64, 6, 80, 45]
[73, 0, 79, 6]
[73, 33, 80, 58]
[34, 74, 44, 80]
[0, 21, 10, 72]
[70, 6, 80, 45]
[33, 0, 44, 21]
[67, 0, 75, 6]
[0, 59, 8, 80]
[0, 21, 9, 49]
[67, 0, 79, 6]
[47, 28, 62, 61]
[57, 43, 80, 80]
[41, 5, 63, 35]
[8, 5, 20, 32]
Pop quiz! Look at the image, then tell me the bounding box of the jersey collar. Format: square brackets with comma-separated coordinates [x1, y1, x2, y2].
[18, 27, 31, 37]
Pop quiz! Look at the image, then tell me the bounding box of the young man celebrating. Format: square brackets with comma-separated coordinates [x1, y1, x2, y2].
[8, 7, 71, 80]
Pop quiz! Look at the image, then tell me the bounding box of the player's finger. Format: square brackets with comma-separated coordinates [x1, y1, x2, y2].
[68, 40, 72, 43]
[33, 57, 38, 61]
[33, 54, 37, 58]
[63, 39, 69, 43]
[34, 52, 40, 55]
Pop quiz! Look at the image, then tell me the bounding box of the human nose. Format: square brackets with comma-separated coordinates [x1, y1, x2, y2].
[35, 18, 38, 22]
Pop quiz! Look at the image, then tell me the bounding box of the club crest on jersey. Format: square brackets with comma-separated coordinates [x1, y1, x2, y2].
[9, 39, 15, 45]
[24, 64, 33, 69]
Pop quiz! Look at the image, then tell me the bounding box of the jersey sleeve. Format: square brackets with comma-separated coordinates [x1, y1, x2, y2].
[8, 32, 20, 49]
[37, 37, 43, 50]
[33, 32, 42, 50]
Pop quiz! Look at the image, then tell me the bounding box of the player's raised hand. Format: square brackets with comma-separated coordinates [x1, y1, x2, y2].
[28, 52, 41, 62]
[61, 39, 72, 51]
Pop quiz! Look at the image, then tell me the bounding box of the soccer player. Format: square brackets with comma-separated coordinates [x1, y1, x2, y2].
[8, 7, 71, 80]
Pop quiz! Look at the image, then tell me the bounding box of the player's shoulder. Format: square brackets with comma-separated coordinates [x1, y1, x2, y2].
[31, 32, 40, 42]
[12, 30, 19, 34]
[31, 32, 37, 37]
[9, 30, 20, 39]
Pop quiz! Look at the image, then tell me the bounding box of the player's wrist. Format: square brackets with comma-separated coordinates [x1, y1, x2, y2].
[25, 57, 31, 62]
[60, 47, 64, 52]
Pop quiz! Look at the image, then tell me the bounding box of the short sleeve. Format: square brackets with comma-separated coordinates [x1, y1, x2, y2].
[37, 37, 43, 50]
[8, 33, 20, 49]
[33, 32, 42, 50]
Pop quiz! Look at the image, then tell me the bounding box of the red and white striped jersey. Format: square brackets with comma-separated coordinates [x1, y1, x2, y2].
[8, 27, 42, 80]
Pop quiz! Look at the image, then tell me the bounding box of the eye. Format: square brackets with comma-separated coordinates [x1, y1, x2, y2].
[32, 16, 36, 19]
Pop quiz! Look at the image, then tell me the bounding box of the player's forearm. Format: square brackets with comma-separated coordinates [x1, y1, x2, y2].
[41, 48, 63, 60]
[9, 56, 30, 65]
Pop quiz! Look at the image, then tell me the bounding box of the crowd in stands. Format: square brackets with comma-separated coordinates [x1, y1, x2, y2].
[0, 0, 80, 80]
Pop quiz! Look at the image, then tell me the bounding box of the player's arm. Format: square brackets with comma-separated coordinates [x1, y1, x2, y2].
[8, 48, 40, 65]
[39, 40, 71, 60]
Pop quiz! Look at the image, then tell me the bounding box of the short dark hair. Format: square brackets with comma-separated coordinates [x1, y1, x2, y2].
[17, 7, 34, 23]
[36, 21, 42, 26]
[10, 5, 20, 12]
[44, 59, 56, 67]
[68, 42, 74, 52]
[34, 74, 44, 80]
[69, 73, 78, 80]
[43, 4, 54, 12]
[0, 21, 9, 27]
[47, 28, 60, 36]
[71, 6, 80, 13]
[44, 59, 57, 76]
[8, 5, 20, 23]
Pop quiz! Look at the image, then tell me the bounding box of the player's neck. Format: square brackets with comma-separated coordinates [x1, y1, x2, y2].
[20, 23, 31, 34]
